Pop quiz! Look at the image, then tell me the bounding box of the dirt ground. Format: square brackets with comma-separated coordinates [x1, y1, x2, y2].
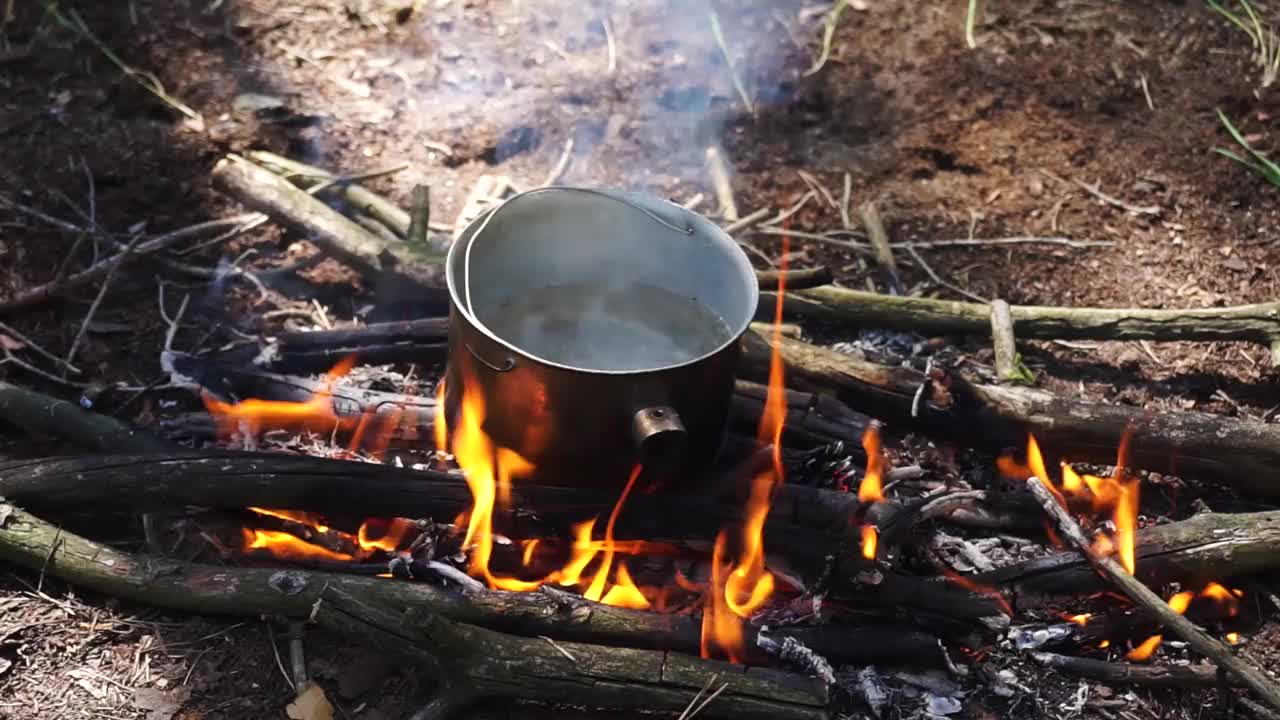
[4, 0, 1280, 718]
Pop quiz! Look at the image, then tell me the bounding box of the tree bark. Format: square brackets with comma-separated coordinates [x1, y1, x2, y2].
[0, 380, 172, 453]
[739, 330, 1280, 499]
[764, 285, 1280, 347]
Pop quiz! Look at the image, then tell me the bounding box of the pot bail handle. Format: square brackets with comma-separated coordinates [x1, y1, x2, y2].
[631, 406, 686, 477]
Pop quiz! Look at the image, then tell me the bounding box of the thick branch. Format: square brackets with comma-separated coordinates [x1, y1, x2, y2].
[0, 380, 171, 453]
[763, 286, 1280, 346]
[248, 150, 414, 238]
[977, 510, 1280, 607]
[314, 587, 828, 720]
[0, 500, 949, 668]
[210, 155, 442, 289]
[739, 331, 1280, 499]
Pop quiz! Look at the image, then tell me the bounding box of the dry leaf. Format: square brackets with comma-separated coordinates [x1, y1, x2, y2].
[286, 684, 335, 720]
[133, 686, 191, 720]
[0, 333, 24, 351]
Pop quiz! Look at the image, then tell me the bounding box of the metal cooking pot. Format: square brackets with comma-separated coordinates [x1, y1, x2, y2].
[443, 187, 759, 490]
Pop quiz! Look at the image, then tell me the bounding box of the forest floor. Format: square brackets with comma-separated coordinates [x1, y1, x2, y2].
[3, 1, 1280, 718]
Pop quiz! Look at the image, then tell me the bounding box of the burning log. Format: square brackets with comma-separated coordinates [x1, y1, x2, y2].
[978, 509, 1280, 607]
[0, 499, 946, 677]
[739, 331, 1280, 500]
[1024, 476, 1280, 712]
[0, 452, 1005, 644]
[165, 350, 870, 452]
[764, 286, 1280, 355]
[314, 587, 828, 720]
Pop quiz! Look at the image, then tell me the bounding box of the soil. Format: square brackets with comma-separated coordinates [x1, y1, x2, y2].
[3, 1, 1280, 718]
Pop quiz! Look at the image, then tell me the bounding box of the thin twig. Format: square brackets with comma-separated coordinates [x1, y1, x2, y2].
[754, 226, 874, 255]
[64, 232, 146, 368]
[542, 137, 575, 186]
[897, 236, 1113, 249]
[708, 11, 753, 114]
[266, 622, 296, 692]
[763, 190, 817, 227]
[601, 16, 616, 73]
[1072, 178, 1161, 216]
[904, 244, 987, 302]
[0, 351, 89, 388]
[48, 6, 203, 124]
[287, 621, 308, 691]
[705, 146, 739, 221]
[163, 293, 190, 352]
[840, 172, 853, 229]
[722, 207, 772, 235]
[1025, 476, 1280, 712]
[860, 201, 901, 294]
[797, 170, 838, 208]
[0, 321, 80, 375]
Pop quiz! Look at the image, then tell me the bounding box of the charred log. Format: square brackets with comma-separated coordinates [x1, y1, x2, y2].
[739, 331, 1280, 500]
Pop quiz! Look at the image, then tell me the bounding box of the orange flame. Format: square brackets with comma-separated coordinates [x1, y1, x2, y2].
[204, 355, 359, 439]
[451, 364, 540, 592]
[858, 424, 885, 502]
[249, 507, 330, 532]
[356, 517, 416, 554]
[1066, 613, 1091, 626]
[434, 379, 449, 454]
[1200, 582, 1240, 617]
[1003, 431, 1140, 576]
[702, 532, 747, 663]
[242, 528, 353, 563]
[1128, 590, 1193, 661]
[861, 524, 878, 560]
[700, 228, 792, 660]
[1126, 634, 1162, 661]
[1227, 632, 1241, 645]
[584, 465, 650, 608]
[521, 539, 540, 567]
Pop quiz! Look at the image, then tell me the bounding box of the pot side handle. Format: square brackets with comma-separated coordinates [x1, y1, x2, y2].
[631, 406, 687, 478]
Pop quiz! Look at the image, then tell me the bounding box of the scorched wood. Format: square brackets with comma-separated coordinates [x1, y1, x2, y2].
[0, 500, 942, 670]
[739, 331, 1280, 500]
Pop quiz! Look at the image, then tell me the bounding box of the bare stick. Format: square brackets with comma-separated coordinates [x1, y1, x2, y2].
[0, 322, 79, 376]
[210, 155, 442, 286]
[1025, 476, 1280, 711]
[406, 184, 431, 251]
[900, 236, 1112, 249]
[708, 11, 753, 114]
[706, 146, 738, 221]
[64, 232, 145, 368]
[1029, 651, 1224, 688]
[542, 138, 574, 186]
[904, 245, 987, 302]
[766, 284, 1280, 348]
[246, 151, 449, 235]
[723, 207, 772, 236]
[601, 16, 617, 73]
[989, 299, 1019, 383]
[1072, 178, 1160, 216]
[859, 202, 901, 294]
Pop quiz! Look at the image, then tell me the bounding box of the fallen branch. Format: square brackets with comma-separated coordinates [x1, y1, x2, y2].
[247, 150, 451, 237]
[739, 331, 1280, 499]
[764, 285, 1280, 350]
[210, 155, 443, 290]
[1030, 651, 1225, 688]
[0, 380, 171, 453]
[315, 586, 828, 720]
[1025, 476, 1280, 712]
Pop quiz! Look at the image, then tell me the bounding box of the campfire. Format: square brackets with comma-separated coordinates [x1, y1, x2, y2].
[5, 156, 1280, 720]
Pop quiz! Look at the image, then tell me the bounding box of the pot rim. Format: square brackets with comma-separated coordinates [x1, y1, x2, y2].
[445, 186, 760, 376]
